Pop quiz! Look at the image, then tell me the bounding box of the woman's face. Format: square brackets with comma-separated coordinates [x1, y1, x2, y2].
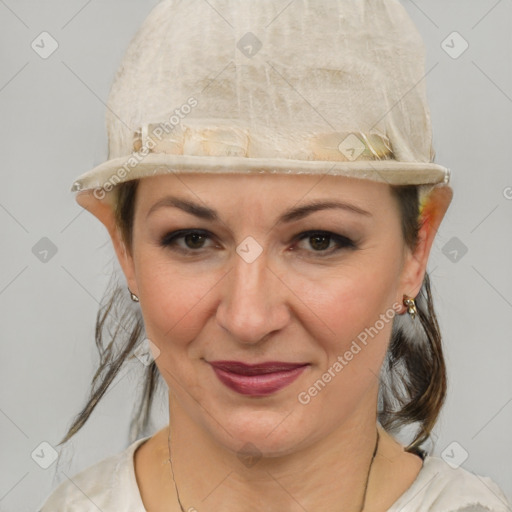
[128, 172, 414, 456]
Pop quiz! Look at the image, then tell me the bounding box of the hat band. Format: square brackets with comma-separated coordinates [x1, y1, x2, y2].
[131, 122, 395, 163]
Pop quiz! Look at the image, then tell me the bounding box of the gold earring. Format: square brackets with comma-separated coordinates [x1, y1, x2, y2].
[128, 287, 139, 302]
[403, 295, 417, 320]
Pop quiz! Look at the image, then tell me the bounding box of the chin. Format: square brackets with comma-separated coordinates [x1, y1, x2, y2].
[208, 406, 322, 459]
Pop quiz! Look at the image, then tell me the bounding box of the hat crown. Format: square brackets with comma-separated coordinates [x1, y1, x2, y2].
[106, 0, 434, 165]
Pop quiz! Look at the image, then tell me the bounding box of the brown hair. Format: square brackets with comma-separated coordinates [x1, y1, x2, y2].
[57, 179, 446, 453]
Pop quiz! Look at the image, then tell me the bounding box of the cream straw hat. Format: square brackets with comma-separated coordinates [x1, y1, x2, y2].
[70, 0, 451, 201]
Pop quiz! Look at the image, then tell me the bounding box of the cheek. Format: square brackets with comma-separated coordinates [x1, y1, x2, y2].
[290, 256, 401, 421]
[289, 251, 402, 353]
[134, 252, 214, 349]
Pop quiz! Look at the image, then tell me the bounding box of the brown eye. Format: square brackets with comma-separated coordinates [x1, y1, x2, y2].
[183, 232, 207, 249]
[294, 230, 356, 256]
[308, 234, 332, 251]
[160, 230, 215, 252]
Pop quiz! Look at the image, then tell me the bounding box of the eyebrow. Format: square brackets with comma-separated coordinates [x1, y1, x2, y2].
[146, 196, 372, 223]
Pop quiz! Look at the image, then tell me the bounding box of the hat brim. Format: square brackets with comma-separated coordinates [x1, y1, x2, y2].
[70, 153, 451, 194]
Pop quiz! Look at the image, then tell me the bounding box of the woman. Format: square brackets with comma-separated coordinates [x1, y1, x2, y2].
[39, 0, 510, 510]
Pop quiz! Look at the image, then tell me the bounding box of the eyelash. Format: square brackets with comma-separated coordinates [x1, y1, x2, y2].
[159, 229, 357, 257]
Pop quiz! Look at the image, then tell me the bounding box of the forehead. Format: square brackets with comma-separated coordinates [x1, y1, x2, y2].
[135, 172, 392, 206]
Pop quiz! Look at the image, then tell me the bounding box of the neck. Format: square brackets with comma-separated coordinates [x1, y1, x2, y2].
[166, 392, 382, 512]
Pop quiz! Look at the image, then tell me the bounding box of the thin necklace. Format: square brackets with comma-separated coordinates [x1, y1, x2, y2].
[168, 429, 380, 512]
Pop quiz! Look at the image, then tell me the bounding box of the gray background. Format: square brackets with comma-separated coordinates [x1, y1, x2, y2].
[1, 1, 511, 510]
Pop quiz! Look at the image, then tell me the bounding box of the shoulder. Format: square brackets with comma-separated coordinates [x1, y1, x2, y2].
[388, 454, 511, 512]
[37, 436, 150, 512]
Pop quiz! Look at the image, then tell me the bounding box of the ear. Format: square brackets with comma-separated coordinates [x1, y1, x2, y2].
[397, 184, 453, 309]
[76, 190, 139, 296]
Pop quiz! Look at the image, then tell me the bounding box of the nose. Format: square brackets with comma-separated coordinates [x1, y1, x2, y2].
[215, 247, 291, 345]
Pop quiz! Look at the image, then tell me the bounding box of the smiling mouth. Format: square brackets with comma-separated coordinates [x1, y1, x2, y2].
[208, 360, 310, 396]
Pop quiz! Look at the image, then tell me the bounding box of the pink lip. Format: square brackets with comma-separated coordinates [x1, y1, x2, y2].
[209, 360, 309, 396]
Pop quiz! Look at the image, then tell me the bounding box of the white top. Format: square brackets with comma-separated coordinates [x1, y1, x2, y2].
[38, 436, 511, 511]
